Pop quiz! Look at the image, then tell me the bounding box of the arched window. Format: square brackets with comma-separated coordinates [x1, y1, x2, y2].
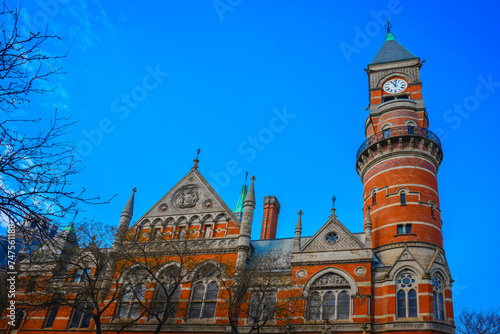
[13, 310, 25, 330]
[188, 281, 219, 318]
[43, 303, 60, 328]
[371, 191, 377, 205]
[117, 268, 148, 319]
[154, 285, 181, 319]
[308, 292, 321, 321]
[432, 276, 446, 320]
[396, 273, 418, 318]
[152, 265, 182, 319]
[117, 283, 146, 318]
[68, 301, 94, 328]
[400, 192, 406, 205]
[338, 291, 350, 320]
[307, 273, 351, 321]
[323, 292, 335, 320]
[249, 292, 277, 322]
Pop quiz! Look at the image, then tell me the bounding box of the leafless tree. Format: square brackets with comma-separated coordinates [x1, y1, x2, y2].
[0, 2, 65, 111]
[456, 308, 500, 334]
[119, 234, 201, 334]
[0, 2, 109, 247]
[219, 250, 301, 334]
[16, 221, 147, 334]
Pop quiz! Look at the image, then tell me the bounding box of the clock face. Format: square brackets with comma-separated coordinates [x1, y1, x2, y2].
[383, 78, 408, 94]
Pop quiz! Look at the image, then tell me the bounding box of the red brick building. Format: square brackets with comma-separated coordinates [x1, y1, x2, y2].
[2, 29, 454, 334]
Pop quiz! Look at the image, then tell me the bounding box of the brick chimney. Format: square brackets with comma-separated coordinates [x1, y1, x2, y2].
[260, 196, 280, 239]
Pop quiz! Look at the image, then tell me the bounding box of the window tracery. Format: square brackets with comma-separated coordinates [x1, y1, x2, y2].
[307, 273, 351, 321]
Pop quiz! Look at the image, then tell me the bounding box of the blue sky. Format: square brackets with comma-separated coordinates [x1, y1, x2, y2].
[5, 0, 500, 311]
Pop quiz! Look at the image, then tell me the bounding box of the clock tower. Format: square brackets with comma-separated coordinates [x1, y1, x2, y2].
[356, 24, 454, 330]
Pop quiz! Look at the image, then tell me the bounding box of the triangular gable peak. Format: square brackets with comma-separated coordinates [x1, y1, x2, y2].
[300, 216, 365, 252]
[130, 168, 241, 240]
[385, 246, 426, 280]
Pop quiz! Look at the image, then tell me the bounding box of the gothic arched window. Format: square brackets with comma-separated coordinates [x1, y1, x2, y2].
[249, 293, 276, 322]
[117, 268, 148, 319]
[396, 273, 418, 318]
[117, 283, 146, 318]
[432, 276, 446, 320]
[152, 265, 183, 319]
[68, 300, 94, 328]
[188, 281, 219, 318]
[307, 273, 351, 321]
[308, 292, 321, 321]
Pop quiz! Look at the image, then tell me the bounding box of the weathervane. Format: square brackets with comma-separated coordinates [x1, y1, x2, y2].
[332, 195, 336, 208]
[245, 171, 249, 185]
[196, 148, 201, 160]
[385, 18, 392, 34]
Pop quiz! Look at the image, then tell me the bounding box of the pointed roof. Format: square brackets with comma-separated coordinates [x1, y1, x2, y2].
[370, 33, 418, 65]
[234, 185, 248, 213]
[244, 176, 256, 207]
[295, 210, 303, 233]
[122, 188, 136, 218]
[131, 167, 241, 229]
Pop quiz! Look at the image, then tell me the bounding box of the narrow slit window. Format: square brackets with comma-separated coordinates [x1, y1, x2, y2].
[372, 192, 376, 205]
[400, 193, 406, 205]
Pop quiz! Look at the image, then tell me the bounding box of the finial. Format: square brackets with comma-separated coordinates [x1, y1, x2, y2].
[384, 18, 396, 41]
[132, 187, 137, 193]
[384, 18, 392, 34]
[245, 171, 249, 185]
[298, 210, 303, 218]
[192, 148, 201, 170]
[251, 176, 256, 181]
[330, 195, 337, 219]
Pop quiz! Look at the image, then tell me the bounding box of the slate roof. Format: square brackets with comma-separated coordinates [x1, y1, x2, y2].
[370, 35, 418, 65]
[251, 237, 303, 270]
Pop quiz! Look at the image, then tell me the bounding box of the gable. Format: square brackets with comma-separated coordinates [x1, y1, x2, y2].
[300, 217, 365, 252]
[131, 169, 240, 230]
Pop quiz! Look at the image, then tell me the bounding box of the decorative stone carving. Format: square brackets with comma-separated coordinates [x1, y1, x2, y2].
[172, 186, 200, 209]
[296, 269, 307, 279]
[159, 203, 168, 211]
[311, 273, 349, 288]
[355, 267, 366, 276]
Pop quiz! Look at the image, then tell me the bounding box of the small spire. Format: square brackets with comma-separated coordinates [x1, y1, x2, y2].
[234, 173, 249, 218]
[295, 210, 303, 232]
[122, 188, 137, 218]
[365, 205, 372, 230]
[244, 176, 256, 207]
[192, 148, 201, 170]
[293, 210, 303, 251]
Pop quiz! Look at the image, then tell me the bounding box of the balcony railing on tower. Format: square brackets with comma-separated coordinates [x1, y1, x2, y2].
[356, 125, 441, 159]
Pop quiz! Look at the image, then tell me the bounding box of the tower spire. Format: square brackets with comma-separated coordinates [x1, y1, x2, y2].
[293, 210, 303, 252]
[236, 176, 256, 272]
[234, 172, 249, 221]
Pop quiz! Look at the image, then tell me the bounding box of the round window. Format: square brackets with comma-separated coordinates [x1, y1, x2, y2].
[325, 232, 339, 244]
